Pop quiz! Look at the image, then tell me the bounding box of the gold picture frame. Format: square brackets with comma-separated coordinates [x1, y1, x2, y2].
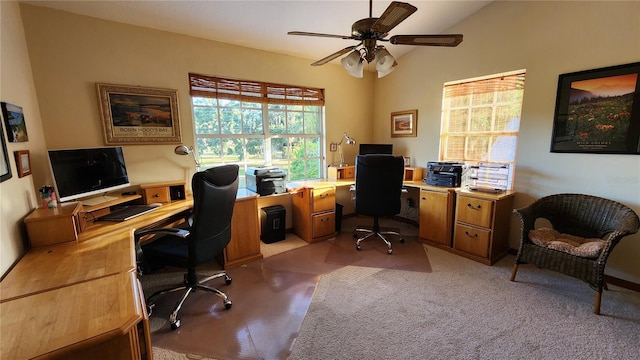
[14, 150, 31, 177]
[96, 83, 181, 145]
[391, 109, 417, 137]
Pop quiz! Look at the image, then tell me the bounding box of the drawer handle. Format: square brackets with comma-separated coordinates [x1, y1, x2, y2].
[467, 203, 481, 210]
[154, 194, 160, 197]
[464, 231, 478, 238]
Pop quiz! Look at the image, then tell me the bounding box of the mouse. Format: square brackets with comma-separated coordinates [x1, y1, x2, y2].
[148, 203, 163, 207]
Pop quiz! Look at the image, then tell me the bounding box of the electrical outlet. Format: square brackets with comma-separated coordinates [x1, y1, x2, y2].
[330, 143, 338, 152]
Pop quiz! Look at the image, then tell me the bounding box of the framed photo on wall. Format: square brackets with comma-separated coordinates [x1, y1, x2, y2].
[550, 62, 640, 154]
[391, 109, 417, 138]
[1, 102, 29, 142]
[96, 83, 182, 145]
[14, 150, 31, 178]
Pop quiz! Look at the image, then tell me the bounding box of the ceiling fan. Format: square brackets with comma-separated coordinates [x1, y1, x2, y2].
[288, 0, 463, 78]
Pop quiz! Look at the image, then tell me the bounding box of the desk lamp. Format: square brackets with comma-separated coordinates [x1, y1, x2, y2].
[174, 145, 200, 171]
[337, 132, 357, 167]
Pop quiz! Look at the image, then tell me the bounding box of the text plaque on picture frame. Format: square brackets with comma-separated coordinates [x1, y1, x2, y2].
[96, 83, 181, 145]
[391, 110, 417, 138]
[550, 62, 640, 154]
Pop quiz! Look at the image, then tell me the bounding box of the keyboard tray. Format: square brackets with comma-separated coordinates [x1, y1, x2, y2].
[99, 205, 159, 222]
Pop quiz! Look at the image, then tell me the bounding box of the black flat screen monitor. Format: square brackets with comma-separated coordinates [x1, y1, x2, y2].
[358, 143, 393, 155]
[48, 147, 130, 203]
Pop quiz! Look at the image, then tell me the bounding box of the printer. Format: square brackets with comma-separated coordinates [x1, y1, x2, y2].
[246, 166, 287, 196]
[425, 161, 465, 187]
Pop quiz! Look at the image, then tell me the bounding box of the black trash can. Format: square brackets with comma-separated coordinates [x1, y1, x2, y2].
[261, 205, 286, 243]
[335, 203, 344, 232]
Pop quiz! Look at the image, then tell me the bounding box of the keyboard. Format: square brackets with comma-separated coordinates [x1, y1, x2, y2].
[99, 205, 159, 222]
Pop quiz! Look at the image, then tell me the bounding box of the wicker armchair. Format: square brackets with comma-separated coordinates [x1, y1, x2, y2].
[510, 193, 639, 314]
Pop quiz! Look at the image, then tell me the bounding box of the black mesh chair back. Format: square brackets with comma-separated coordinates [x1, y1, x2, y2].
[353, 154, 405, 254]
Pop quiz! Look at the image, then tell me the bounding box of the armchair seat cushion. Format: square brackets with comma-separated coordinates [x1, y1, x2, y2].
[528, 228, 605, 259]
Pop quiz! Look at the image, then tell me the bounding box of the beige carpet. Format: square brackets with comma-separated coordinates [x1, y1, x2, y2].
[289, 245, 640, 359]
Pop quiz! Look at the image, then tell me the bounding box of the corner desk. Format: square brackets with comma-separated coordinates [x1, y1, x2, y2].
[0, 189, 261, 359]
[290, 178, 515, 265]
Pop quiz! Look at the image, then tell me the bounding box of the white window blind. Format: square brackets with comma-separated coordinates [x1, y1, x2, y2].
[440, 70, 526, 189]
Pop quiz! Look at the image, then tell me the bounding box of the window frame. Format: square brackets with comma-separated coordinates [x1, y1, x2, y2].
[188, 74, 326, 185]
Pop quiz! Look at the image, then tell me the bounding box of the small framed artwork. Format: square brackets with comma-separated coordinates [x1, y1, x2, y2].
[391, 109, 417, 138]
[550, 62, 640, 154]
[96, 83, 181, 145]
[1, 102, 29, 142]
[0, 121, 12, 182]
[14, 150, 31, 177]
[403, 156, 411, 167]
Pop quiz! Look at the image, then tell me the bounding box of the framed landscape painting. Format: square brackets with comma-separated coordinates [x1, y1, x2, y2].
[1, 102, 29, 142]
[391, 110, 417, 137]
[96, 83, 181, 145]
[550, 62, 640, 154]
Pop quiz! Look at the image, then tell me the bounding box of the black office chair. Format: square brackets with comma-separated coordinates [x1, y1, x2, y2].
[134, 164, 239, 330]
[352, 154, 405, 254]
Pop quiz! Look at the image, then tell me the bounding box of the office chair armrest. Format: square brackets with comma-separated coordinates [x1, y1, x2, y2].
[133, 228, 190, 276]
[134, 228, 190, 241]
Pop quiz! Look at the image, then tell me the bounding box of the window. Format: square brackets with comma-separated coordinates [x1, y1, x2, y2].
[189, 74, 325, 186]
[439, 70, 526, 188]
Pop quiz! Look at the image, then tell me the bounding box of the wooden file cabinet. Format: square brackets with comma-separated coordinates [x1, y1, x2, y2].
[452, 190, 515, 265]
[418, 187, 456, 247]
[292, 186, 336, 243]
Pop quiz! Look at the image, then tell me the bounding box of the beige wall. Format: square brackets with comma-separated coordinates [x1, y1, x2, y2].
[3, 1, 640, 282]
[373, 1, 640, 281]
[0, 1, 48, 275]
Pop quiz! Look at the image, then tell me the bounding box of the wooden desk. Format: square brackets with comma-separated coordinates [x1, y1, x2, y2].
[0, 189, 262, 359]
[1, 272, 148, 359]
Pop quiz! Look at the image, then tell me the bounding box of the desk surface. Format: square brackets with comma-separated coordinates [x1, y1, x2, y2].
[0, 198, 193, 302]
[1, 189, 258, 303]
[0, 271, 142, 359]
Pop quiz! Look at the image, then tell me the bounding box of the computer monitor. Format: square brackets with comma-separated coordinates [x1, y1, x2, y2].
[358, 143, 393, 155]
[48, 146, 130, 204]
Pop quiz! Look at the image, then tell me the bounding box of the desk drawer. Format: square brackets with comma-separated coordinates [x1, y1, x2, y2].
[312, 212, 335, 238]
[142, 186, 171, 203]
[453, 223, 490, 258]
[456, 195, 493, 228]
[311, 187, 335, 213]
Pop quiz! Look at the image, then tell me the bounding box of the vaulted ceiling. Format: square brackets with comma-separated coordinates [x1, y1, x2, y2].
[22, 1, 492, 64]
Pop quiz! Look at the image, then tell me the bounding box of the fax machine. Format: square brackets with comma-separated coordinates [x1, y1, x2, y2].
[246, 166, 287, 196]
[425, 161, 465, 187]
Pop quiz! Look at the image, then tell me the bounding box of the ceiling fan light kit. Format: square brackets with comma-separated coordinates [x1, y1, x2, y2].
[341, 51, 365, 78]
[288, 1, 463, 78]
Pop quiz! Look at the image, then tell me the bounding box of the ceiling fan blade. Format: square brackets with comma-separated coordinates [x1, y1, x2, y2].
[371, 2, 417, 34]
[389, 34, 463, 47]
[311, 46, 358, 66]
[288, 31, 352, 40]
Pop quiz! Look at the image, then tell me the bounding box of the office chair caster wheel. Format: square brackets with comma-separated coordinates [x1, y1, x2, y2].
[387, 248, 393, 255]
[352, 233, 357, 238]
[224, 275, 232, 285]
[400, 239, 405, 243]
[224, 300, 232, 309]
[146, 303, 155, 316]
[356, 244, 361, 251]
[170, 319, 181, 330]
